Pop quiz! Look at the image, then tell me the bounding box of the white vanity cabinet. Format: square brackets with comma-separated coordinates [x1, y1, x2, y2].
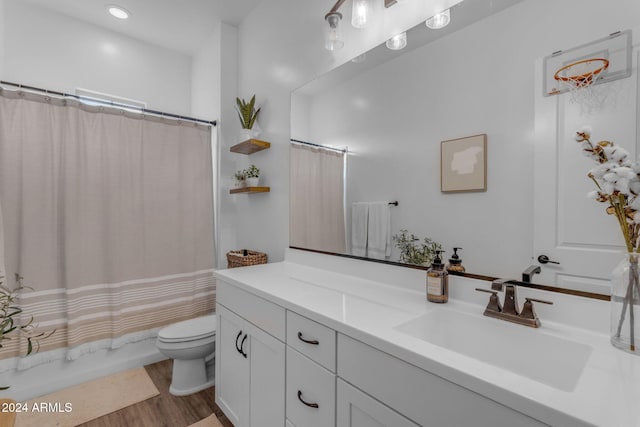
[215, 270, 550, 427]
[215, 281, 286, 427]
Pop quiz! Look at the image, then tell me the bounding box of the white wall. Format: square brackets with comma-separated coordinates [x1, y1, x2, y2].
[0, 0, 5, 78]
[191, 25, 221, 121]
[232, 0, 640, 272]
[217, 24, 241, 268]
[2, 0, 192, 115]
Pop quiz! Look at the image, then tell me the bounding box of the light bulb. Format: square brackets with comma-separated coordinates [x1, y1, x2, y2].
[351, 0, 370, 29]
[386, 32, 407, 50]
[325, 12, 344, 51]
[425, 8, 450, 29]
[108, 5, 130, 19]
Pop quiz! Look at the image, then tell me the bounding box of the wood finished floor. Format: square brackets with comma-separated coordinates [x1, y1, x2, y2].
[77, 359, 233, 427]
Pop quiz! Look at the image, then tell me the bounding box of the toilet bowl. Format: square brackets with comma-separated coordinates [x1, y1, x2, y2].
[156, 314, 216, 396]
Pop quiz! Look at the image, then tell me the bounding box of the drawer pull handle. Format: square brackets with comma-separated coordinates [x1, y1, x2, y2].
[240, 334, 248, 358]
[297, 332, 319, 345]
[297, 390, 319, 409]
[235, 330, 243, 354]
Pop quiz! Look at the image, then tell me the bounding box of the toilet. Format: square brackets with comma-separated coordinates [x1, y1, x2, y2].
[156, 315, 216, 396]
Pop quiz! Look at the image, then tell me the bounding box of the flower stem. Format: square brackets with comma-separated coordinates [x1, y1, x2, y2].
[616, 255, 639, 352]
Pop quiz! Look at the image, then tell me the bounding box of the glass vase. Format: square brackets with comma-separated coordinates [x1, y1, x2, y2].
[611, 252, 640, 355]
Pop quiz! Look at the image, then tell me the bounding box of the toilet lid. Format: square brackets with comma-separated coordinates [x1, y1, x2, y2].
[158, 315, 217, 342]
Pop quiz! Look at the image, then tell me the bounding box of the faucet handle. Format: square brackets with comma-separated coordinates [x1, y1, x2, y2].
[520, 297, 554, 327]
[475, 288, 502, 313]
[526, 297, 553, 305]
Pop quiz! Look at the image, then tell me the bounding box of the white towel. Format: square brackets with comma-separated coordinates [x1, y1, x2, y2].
[367, 202, 391, 260]
[351, 202, 369, 257]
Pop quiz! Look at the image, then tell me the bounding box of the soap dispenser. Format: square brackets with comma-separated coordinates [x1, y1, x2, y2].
[427, 250, 448, 303]
[446, 247, 465, 273]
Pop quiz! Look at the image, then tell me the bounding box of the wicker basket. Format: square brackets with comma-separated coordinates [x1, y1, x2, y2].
[226, 250, 268, 268]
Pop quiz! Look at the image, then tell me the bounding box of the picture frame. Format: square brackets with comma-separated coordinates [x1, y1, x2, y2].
[441, 134, 487, 192]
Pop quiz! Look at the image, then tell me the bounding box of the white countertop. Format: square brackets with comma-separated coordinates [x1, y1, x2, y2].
[214, 251, 640, 427]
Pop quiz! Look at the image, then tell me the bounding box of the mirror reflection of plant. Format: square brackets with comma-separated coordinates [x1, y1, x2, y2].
[0, 274, 55, 390]
[392, 229, 442, 266]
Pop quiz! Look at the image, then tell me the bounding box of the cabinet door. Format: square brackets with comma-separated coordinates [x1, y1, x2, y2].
[248, 321, 285, 427]
[337, 379, 419, 427]
[215, 305, 250, 427]
[286, 347, 336, 427]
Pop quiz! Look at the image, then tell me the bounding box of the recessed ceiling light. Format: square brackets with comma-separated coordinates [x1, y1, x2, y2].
[108, 5, 130, 20]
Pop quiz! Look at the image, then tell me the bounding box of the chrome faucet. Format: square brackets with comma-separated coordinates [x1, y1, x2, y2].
[475, 279, 553, 328]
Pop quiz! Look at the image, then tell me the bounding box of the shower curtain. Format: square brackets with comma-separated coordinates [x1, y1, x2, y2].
[0, 89, 216, 369]
[290, 143, 346, 253]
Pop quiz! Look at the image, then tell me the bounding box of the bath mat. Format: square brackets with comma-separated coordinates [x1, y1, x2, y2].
[14, 367, 159, 427]
[188, 414, 224, 427]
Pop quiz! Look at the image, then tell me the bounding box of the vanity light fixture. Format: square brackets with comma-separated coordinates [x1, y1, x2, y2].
[385, 32, 407, 50]
[325, 12, 345, 51]
[324, 0, 397, 51]
[108, 5, 130, 20]
[425, 8, 450, 29]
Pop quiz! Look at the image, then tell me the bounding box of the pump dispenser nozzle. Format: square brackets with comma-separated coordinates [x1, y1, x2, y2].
[432, 250, 444, 268]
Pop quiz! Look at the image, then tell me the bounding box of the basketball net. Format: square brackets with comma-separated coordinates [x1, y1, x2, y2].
[554, 58, 609, 111]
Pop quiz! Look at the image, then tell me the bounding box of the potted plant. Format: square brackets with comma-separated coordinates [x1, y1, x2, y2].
[0, 274, 54, 426]
[244, 165, 260, 187]
[236, 95, 261, 142]
[233, 170, 246, 188]
[392, 229, 442, 266]
[0, 275, 53, 388]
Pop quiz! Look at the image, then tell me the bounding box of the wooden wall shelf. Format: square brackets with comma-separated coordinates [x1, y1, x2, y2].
[230, 139, 271, 155]
[230, 186, 270, 194]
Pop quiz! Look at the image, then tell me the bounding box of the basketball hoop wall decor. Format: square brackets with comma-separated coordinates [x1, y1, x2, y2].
[554, 58, 609, 107]
[542, 30, 632, 107]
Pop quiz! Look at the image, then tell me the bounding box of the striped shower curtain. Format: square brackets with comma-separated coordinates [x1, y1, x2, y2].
[0, 88, 216, 369]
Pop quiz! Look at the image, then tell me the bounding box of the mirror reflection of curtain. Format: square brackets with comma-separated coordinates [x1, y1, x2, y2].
[0, 89, 215, 369]
[290, 143, 346, 254]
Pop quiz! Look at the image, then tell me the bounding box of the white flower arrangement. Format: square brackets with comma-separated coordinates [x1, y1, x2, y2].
[575, 126, 640, 252]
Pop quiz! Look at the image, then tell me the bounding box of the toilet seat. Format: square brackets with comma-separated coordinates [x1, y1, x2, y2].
[158, 315, 216, 343]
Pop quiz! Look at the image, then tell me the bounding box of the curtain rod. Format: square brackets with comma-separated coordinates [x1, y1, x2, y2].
[0, 80, 217, 126]
[290, 138, 347, 153]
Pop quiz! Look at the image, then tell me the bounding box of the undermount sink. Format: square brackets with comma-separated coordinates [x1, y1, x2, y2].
[394, 308, 592, 392]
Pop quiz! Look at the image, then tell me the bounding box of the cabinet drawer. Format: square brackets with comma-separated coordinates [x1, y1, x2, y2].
[217, 280, 285, 341]
[286, 347, 336, 427]
[286, 311, 336, 372]
[337, 334, 547, 427]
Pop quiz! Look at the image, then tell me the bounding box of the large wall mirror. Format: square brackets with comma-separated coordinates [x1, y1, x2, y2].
[290, 0, 639, 295]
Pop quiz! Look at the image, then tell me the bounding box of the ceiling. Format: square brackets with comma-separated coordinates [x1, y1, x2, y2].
[20, 0, 264, 55]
